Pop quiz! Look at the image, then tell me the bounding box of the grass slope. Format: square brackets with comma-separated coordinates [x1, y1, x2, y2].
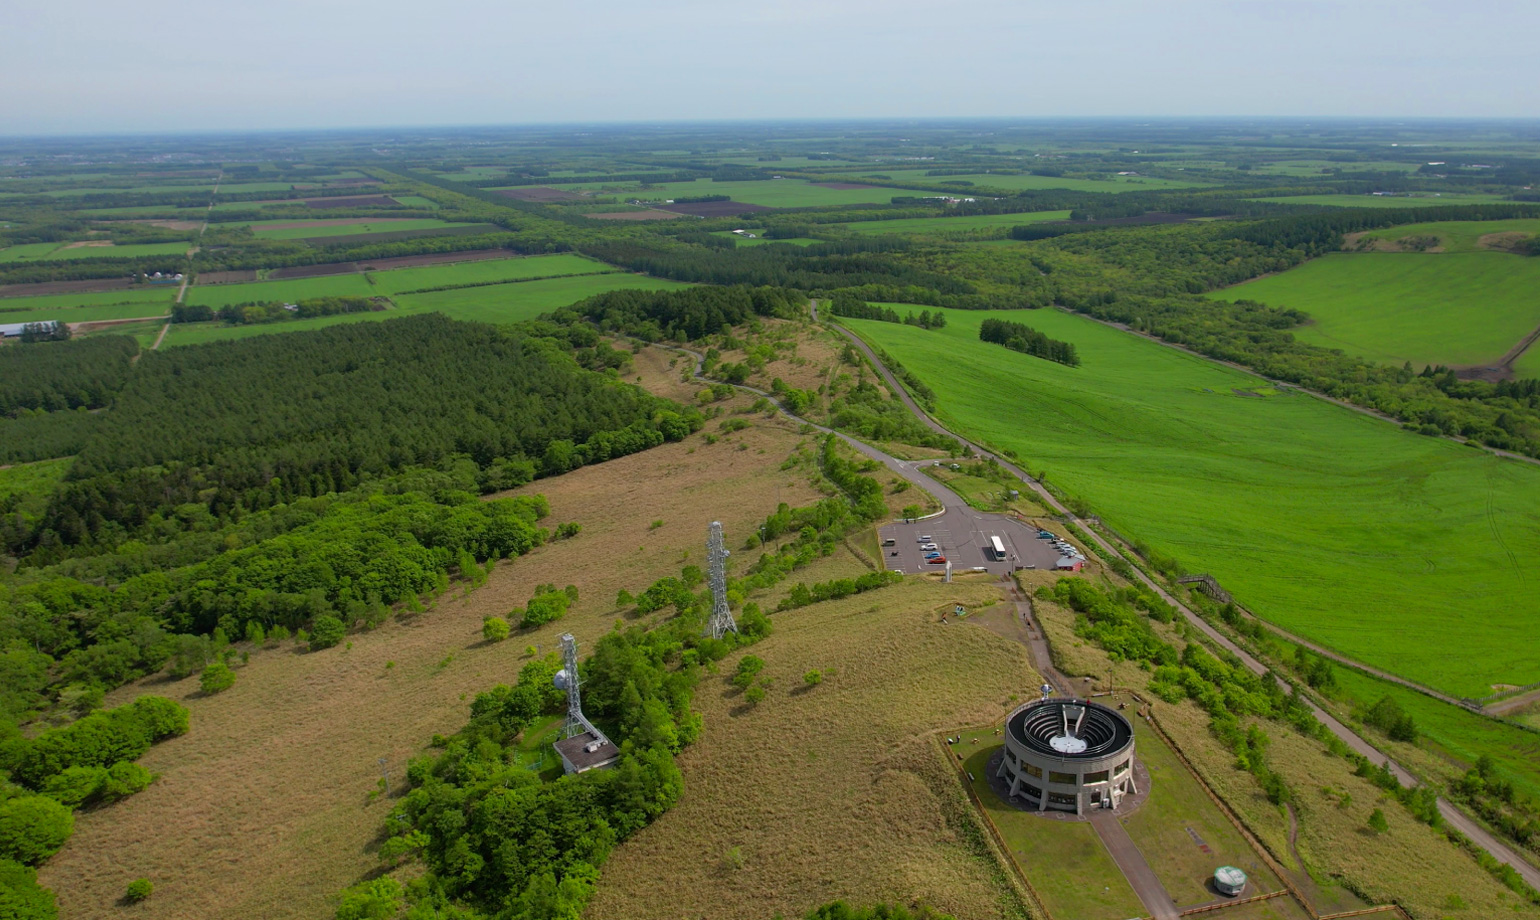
[1211, 252, 1540, 368]
[844, 309, 1540, 697]
[588, 578, 1034, 920]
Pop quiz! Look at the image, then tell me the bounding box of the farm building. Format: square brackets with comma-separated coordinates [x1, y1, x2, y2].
[0, 323, 30, 339]
[553, 730, 620, 775]
[1054, 556, 1084, 572]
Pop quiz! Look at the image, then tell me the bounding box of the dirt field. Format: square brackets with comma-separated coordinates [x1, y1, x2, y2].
[0, 277, 136, 298]
[496, 187, 586, 201]
[38, 418, 829, 920]
[657, 200, 777, 217]
[304, 195, 400, 209]
[584, 210, 687, 221]
[586, 577, 1037, 920]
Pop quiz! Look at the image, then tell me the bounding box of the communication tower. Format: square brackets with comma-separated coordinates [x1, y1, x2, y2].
[554, 633, 599, 740]
[552, 634, 618, 774]
[706, 521, 738, 639]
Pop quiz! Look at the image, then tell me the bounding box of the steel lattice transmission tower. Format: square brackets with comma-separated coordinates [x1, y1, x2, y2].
[554, 633, 598, 740]
[706, 521, 738, 640]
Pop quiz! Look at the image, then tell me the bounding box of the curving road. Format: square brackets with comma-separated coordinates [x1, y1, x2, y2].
[808, 305, 1540, 892]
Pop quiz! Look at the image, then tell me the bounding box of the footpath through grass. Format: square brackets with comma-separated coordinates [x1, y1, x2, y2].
[844, 309, 1540, 698]
[1211, 252, 1540, 368]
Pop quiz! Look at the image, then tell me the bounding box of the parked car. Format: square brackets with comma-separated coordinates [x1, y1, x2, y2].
[926, 556, 948, 565]
[920, 543, 939, 550]
[924, 552, 942, 559]
[882, 538, 896, 547]
[918, 534, 933, 542]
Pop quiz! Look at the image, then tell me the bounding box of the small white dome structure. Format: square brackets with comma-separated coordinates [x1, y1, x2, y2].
[1214, 865, 1247, 897]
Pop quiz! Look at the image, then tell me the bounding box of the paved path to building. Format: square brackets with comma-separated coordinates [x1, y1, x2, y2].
[1091, 812, 1181, 920]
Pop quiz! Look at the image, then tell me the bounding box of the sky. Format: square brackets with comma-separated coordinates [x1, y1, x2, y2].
[4, 0, 1539, 135]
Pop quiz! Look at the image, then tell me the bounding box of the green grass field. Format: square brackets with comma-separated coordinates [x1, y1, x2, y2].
[166, 272, 691, 346]
[709, 233, 820, 246]
[389, 272, 690, 323]
[956, 729, 1143, 920]
[842, 210, 1072, 235]
[852, 169, 1211, 193]
[183, 274, 377, 307]
[365, 254, 613, 296]
[1513, 343, 1540, 379]
[1249, 194, 1516, 208]
[390, 196, 440, 209]
[0, 288, 174, 324]
[1347, 218, 1540, 253]
[844, 308, 1540, 697]
[1211, 252, 1540, 368]
[1249, 160, 1422, 176]
[244, 219, 463, 240]
[0, 242, 188, 262]
[570, 178, 905, 208]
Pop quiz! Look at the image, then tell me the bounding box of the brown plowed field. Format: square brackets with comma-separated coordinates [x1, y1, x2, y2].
[266, 262, 360, 280]
[585, 210, 687, 221]
[656, 200, 776, 217]
[304, 195, 400, 209]
[497, 187, 585, 201]
[0, 277, 136, 298]
[194, 270, 259, 284]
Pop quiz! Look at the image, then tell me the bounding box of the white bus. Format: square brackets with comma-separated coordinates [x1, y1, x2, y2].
[990, 535, 1007, 561]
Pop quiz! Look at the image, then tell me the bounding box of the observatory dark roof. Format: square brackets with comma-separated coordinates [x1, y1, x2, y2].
[1007, 698, 1133, 761]
[554, 730, 620, 772]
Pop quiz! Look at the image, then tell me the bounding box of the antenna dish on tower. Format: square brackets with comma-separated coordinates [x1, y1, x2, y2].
[706, 521, 738, 640]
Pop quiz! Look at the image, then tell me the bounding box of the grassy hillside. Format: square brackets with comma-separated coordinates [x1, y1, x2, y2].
[844, 308, 1540, 697]
[1210, 252, 1540, 368]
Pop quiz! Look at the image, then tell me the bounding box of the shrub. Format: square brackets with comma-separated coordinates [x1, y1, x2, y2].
[803, 670, 823, 687]
[744, 685, 766, 706]
[125, 878, 153, 903]
[732, 655, 765, 689]
[1368, 808, 1389, 834]
[200, 662, 236, 695]
[0, 796, 74, 865]
[0, 859, 56, 919]
[334, 877, 403, 920]
[309, 616, 346, 651]
[482, 617, 510, 643]
[13, 697, 186, 788]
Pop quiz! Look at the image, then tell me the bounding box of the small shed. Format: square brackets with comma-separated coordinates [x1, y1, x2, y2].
[1054, 556, 1084, 572]
[553, 729, 620, 775]
[1214, 865, 1247, 897]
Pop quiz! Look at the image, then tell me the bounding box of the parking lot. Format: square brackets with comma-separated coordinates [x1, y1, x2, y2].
[877, 508, 1069, 576]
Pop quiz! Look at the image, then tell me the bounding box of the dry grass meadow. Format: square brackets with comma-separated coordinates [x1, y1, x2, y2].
[586, 577, 1039, 920]
[38, 411, 829, 920]
[1030, 583, 1540, 920]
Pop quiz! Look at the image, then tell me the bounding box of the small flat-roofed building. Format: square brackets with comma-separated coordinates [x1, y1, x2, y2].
[553, 729, 620, 775]
[1054, 556, 1084, 572]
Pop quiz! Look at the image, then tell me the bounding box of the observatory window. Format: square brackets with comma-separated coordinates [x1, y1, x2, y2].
[1047, 792, 1078, 806]
[1024, 783, 1042, 798]
[1048, 771, 1077, 785]
[1005, 749, 1017, 764]
[1083, 770, 1109, 784]
[1023, 763, 1042, 778]
[1115, 760, 1130, 775]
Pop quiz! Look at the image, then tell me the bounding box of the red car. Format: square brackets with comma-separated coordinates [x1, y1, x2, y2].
[926, 556, 948, 565]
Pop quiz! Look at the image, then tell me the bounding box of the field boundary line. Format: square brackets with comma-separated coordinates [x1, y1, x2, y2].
[931, 731, 1056, 920]
[1178, 889, 1286, 916]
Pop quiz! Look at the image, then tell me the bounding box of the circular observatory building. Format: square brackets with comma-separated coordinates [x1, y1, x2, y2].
[995, 694, 1138, 814]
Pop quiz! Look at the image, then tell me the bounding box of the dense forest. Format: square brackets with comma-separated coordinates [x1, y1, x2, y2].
[0, 336, 139, 414]
[14, 315, 697, 557]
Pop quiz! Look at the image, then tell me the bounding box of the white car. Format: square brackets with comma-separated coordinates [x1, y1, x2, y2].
[917, 535, 933, 542]
[920, 543, 939, 550]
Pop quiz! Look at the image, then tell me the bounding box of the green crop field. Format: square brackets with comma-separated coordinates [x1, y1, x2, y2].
[570, 178, 905, 208]
[1513, 344, 1540, 379]
[851, 169, 1211, 193]
[244, 218, 463, 240]
[844, 308, 1540, 697]
[166, 272, 691, 346]
[0, 241, 188, 262]
[183, 274, 376, 307]
[1249, 194, 1516, 208]
[365, 253, 614, 295]
[1346, 218, 1540, 253]
[842, 210, 1072, 235]
[1210, 252, 1540, 368]
[390, 196, 440, 209]
[0, 288, 174, 324]
[390, 272, 690, 323]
